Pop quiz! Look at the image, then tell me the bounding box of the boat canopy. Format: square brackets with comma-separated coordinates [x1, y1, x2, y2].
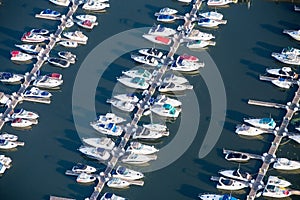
[259, 118, 275, 125]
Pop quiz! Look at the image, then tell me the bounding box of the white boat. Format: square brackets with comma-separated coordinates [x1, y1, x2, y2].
[225, 152, 250, 162]
[112, 165, 144, 181]
[163, 74, 188, 84]
[121, 153, 157, 165]
[262, 185, 291, 198]
[151, 95, 182, 107]
[90, 122, 123, 136]
[10, 109, 39, 120]
[148, 24, 177, 37]
[76, 20, 98, 29]
[58, 51, 76, 64]
[198, 18, 227, 28]
[198, 194, 239, 200]
[273, 158, 300, 170]
[281, 47, 300, 56]
[30, 28, 49, 35]
[157, 14, 177, 23]
[187, 40, 216, 49]
[76, 173, 96, 183]
[38, 9, 61, 18]
[216, 177, 248, 190]
[283, 29, 300, 41]
[100, 193, 127, 200]
[15, 44, 43, 54]
[107, 178, 131, 188]
[113, 94, 139, 103]
[0, 133, 18, 142]
[0, 155, 12, 166]
[10, 118, 34, 128]
[33, 75, 63, 89]
[219, 168, 251, 182]
[58, 41, 78, 48]
[207, 0, 237, 6]
[132, 128, 169, 140]
[289, 135, 300, 144]
[155, 7, 178, 16]
[49, 0, 70, 7]
[142, 34, 171, 45]
[138, 48, 165, 58]
[78, 146, 110, 161]
[266, 67, 297, 78]
[122, 69, 152, 81]
[97, 113, 126, 124]
[171, 57, 204, 72]
[23, 87, 52, 99]
[271, 53, 300, 65]
[106, 99, 135, 112]
[143, 123, 168, 132]
[48, 57, 70, 68]
[244, 118, 276, 130]
[126, 142, 158, 155]
[21, 32, 47, 43]
[179, 54, 199, 62]
[177, 0, 192, 3]
[186, 29, 215, 41]
[267, 176, 291, 187]
[82, 137, 115, 150]
[72, 163, 97, 174]
[82, 1, 110, 11]
[63, 31, 88, 43]
[295, 5, 300, 11]
[150, 104, 181, 118]
[131, 54, 159, 67]
[0, 162, 8, 174]
[271, 77, 292, 89]
[0, 72, 23, 84]
[158, 82, 193, 93]
[76, 14, 97, 22]
[235, 124, 267, 136]
[10, 51, 33, 62]
[0, 139, 23, 150]
[117, 77, 149, 90]
[199, 11, 224, 20]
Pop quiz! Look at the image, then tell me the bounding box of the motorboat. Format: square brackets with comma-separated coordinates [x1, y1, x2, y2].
[143, 123, 168, 132]
[82, 137, 115, 150]
[138, 48, 165, 58]
[163, 73, 188, 84]
[262, 185, 291, 198]
[82, 1, 110, 11]
[157, 14, 177, 23]
[48, 57, 70, 68]
[0, 72, 23, 84]
[219, 168, 251, 182]
[150, 104, 181, 118]
[113, 93, 139, 103]
[76, 173, 96, 183]
[0, 139, 24, 150]
[198, 18, 227, 28]
[295, 5, 300, 11]
[155, 7, 178, 16]
[23, 87, 52, 99]
[0, 93, 9, 106]
[76, 14, 97, 22]
[78, 146, 110, 161]
[225, 152, 250, 162]
[215, 177, 248, 190]
[107, 178, 131, 189]
[76, 20, 98, 29]
[158, 82, 193, 93]
[58, 41, 78, 48]
[148, 24, 177, 37]
[283, 29, 300, 41]
[63, 31, 88, 43]
[96, 112, 126, 124]
[45, 73, 63, 80]
[186, 29, 215, 41]
[132, 128, 169, 140]
[171, 57, 204, 72]
[117, 77, 149, 90]
[199, 11, 224, 20]
[121, 153, 157, 165]
[273, 158, 300, 170]
[0, 162, 8, 174]
[0, 133, 18, 142]
[187, 40, 216, 49]
[267, 176, 291, 187]
[33, 75, 63, 89]
[10, 118, 35, 128]
[15, 44, 43, 54]
[271, 53, 300, 65]
[72, 163, 97, 174]
[271, 77, 292, 89]
[122, 68, 152, 81]
[65, 18, 74, 28]
[131, 54, 160, 66]
[266, 67, 297, 78]
[90, 122, 123, 136]
[281, 46, 300, 56]
[38, 8, 61, 18]
[235, 124, 267, 136]
[177, 0, 192, 2]
[10, 51, 33, 62]
[58, 51, 76, 64]
[112, 165, 144, 181]
[151, 95, 182, 107]
[10, 109, 39, 120]
[179, 54, 199, 62]
[244, 117, 276, 130]
[126, 142, 159, 155]
[289, 135, 300, 144]
[29, 28, 49, 35]
[106, 99, 135, 112]
[49, 0, 70, 7]
[198, 194, 239, 200]
[0, 155, 12, 166]
[207, 0, 237, 6]
[100, 192, 127, 200]
[21, 32, 47, 43]
[142, 34, 171, 45]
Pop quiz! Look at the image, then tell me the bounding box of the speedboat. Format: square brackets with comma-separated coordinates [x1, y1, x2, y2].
[0, 133, 18, 142]
[33, 75, 63, 89]
[76, 14, 97, 22]
[171, 57, 204, 72]
[112, 165, 144, 181]
[163, 73, 188, 84]
[29, 28, 49, 35]
[38, 8, 61, 18]
[15, 44, 43, 54]
[10, 51, 33, 62]
[244, 117, 276, 130]
[143, 123, 168, 132]
[117, 77, 149, 90]
[198, 194, 239, 200]
[49, 0, 70, 7]
[148, 24, 177, 37]
[215, 177, 248, 190]
[207, 0, 237, 6]
[0, 139, 23, 150]
[10, 118, 35, 128]
[76, 20, 98, 29]
[271, 53, 300, 65]
[179, 54, 199, 62]
[132, 128, 169, 140]
[58, 41, 78, 48]
[143, 34, 171, 45]
[262, 185, 291, 198]
[76, 173, 96, 183]
[281, 46, 300, 56]
[267, 176, 291, 187]
[10, 109, 39, 120]
[58, 51, 76, 64]
[283, 29, 300, 41]
[150, 104, 181, 118]
[155, 7, 178, 16]
[45, 73, 63, 80]
[187, 40, 216, 49]
[157, 14, 176, 23]
[100, 192, 127, 200]
[82, 137, 115, 150]
[78, 146, 110, 161]
[151, 95, 182, 107]
[23, 87, 52, 99]
[63, 31, 88, 43]
[107, 178, 131, 189]
[271, 77, 292, 89]
[225, 152, 250, 162]
[186, 29, 215, 41]
[21, 32, 47, 43]
[219, 168, 251, 182]
[48, 57, 70, 68]
[90, 122, 123, 136]
[198, 18, 227, 28]
[72, 163, 97, 174]
[266, 67, 297, 78]
[106, 99, 135, 112]
[121, 153, 157, 165]
[126, 142, 159, 155]
[113, 94, 139, 103]
[96, 113, 126, 124]
[0, 72, 23, 84]
[199, 11, 224, 20]
[82, 1, 110, 11]
[235, 124, 267, 136]
[0, 162, 8, 174]
[138, 48, 165, 58]
[158, 82, 193, 93]
[0, 155, 12, 166]
[122, 69, 152, 81]
[273, 158, 300, 170]
[131, 54, 160, 66]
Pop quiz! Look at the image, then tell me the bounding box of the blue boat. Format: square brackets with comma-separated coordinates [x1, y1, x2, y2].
[157, 14, 176, 22]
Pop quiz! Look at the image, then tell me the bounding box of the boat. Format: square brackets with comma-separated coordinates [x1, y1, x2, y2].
[96, 113, 126, 124]
[48, 57, 70, 68]
[90, 122, 123, 136]
[82, 137, 115, 150]
[63, 31, 88, 43]
[106, 99, 135, 112]
[113, 93, 139, 103]
[33, 75, 63, 89]
[112, 165, 144, 181]
[58, 51, 76, 64]
[225, 152, 250, 162]
[157, 14, 176, 23]
[150, 95, 182, 107]
[72, 163, 97, 174]
[0, 133, 18, 142]
[273, 158, 300, 170]
[198, 194, 239, 200]
[131, 54, 160, 66]
[76, 14, 97, 22]
[150, 104, 181, 118]
[10, 118, 35, 128]
[29, 28, 49, 35]
[271, 53, 300, 65]
[45, 73, 63, 80]
[271, 77, 292, 89]
[143, 123, 168, 132]
[58, 41, 78, 48]
[122, 68, 152, 81]
[21, 32, 47, 43]
[171, 57, 204, 72]
[23, 87, 52, 99]
[100, 192, 127, 200]
[295, 5, 300, 11]
[148, 24, 177, 37]
[132, 128, 169, 140]
[219, 168, 252, 182]
[82, 1, 110, 11]
[187, 40, 216, 49]
[177, 0, 192, 3]
[289, 135, 300, 144]
[179, 54, 199, 62]
[267, 176, 291, 187]
[244, 118, 276, 130]
[262, 185, 291, 198]
[163, 73, 188, 84]
[0, 155, 12, 166]
[281, 47, 300, 56]
[117, 77, 149, 90]
[126, 142, 159, 155]
[15, 44, 43, 54]
[155, 7, 178, 16]
[207, 0, 237, 6]
[266, 67, 297, 78]
[121, 153, 157, 165]
[78, 146, 110, 161]
[76, 173, 96, 183]
[198, 18, 227, 28]
[10, 51, 33, 62]
[0, 139, 23, 150]
[0, 162, 8, 174]
[138, 48, 165, 58]
[235, 124, 267, 136]
[158, 82, 193, 93]
[199, 11, 224, 20]
[142, 34, 171, 45]
[186, 29, 215, 41]
[10, 109, 39, 120]
[76, 20, 98, 29]
[0, 72, 23, 84]
[283, 29, 300, 41]
[38, 8, 61, 18]
[49, 0, 70, 7]
[107, 178, 131, 188]
[215, 177, 248, 190]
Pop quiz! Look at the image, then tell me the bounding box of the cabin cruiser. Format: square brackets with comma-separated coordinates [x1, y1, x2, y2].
[48, 57, 70, 68]
[49, 0, 70, 7]
[171, 57, 204, 72]
[33, 75, 63, 89]
[122, 69, 152, 81]
[244, 117, 276, 130]
[23, 87, 52, 99]
[155, 7, 178, 16]
[113, 93, 139, 104]
[0, 133, 18, 142]
[58, 51, 76, 64]
[179, 54, 199, 62]
[76, 14, 97, 22]
[186, 29, 215, 41]
[0, 162, 8, 174]
[138, 48, 165, 58]
[150, 104, 181, 118]
[143, 34, 171, 45]
[215, 177, 248, 190]
[0, 139, 24, 150]
[148, 24, 177, 37]
[271, 77, 292, 89]
[158, 82, 193, 93]
[11, 118, 36, 128]
[198, 18, 227, 28]
[38, 8, 61, 18]
[235, 124, 267, 136]
[15, 44, 43, 54]
[198, 194, 239, 200]
[132, 127, 169, 140]
[283, 29, 300, 41]
[187, 40, 216, 49]
[77, 20, 98, 29]
[112, 165, 144, 181]
[10, 51, 33, 62]
[163, 73, 188, 84]
[78, 146, 110, 161]
[150, 95, 182, 107]
[281, 47, 300, 56]
[106, 99, 135, 112]
[72, 163, 97, 174]
[289, 135, 300, 144]
[131, 54, 160, 67]
[177, 0, 192, 3]
[266, 67, 297, 79]
[59, 41, 78, 48]
[273, 158, 300, 170]
[143, 123, 168, 132]
[29, 28, 49, 35]
[82, 137, 115, 150]
[219, 168, 251, 182]
[271, 52, 300, 65]
[267, 176, 291, 187]
[96, 112, 126, 124]
[0, 72, 23, 84]
[199, 11, 224, 20]
[262, 185, 291, 198]
[107, 178, 131, 189]
[10, 109, 39, 120]
[126, 142, 159, 155]
[117, 77, 149, 90]
[156, 14, 177, 23]
[121, 153, 157, 165]
[82, 1, 110, 11]
[225, 152, 250, 162]
[76, 173, 96, 183]
[100, 192, 127, 200]
[90, 122, 123, 136]
[0, 155, 12, 166]
[63, 31, 88, 43]
[207, 0, 237, 6]
[21, 32, 47, 43]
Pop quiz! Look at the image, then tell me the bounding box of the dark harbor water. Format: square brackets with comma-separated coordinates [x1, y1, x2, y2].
[0, 0, 299, 200]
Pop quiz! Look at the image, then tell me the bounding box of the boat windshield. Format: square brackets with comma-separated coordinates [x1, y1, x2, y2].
[163, 104, 172, 110]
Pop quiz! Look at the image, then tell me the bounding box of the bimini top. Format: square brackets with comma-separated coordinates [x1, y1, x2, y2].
[259, 118, 275, 125]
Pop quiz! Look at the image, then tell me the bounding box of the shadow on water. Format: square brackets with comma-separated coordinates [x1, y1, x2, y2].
[56, 129, 81, 152]
[177, 184, 201, 199]
[240, 59, 268, 74]
[256, 41, 282, 52]
[278, 20, 299, 30]
[260, 23, 282, 35]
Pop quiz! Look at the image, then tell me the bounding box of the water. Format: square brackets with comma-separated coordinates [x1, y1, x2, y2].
[0, 0, 299, 199]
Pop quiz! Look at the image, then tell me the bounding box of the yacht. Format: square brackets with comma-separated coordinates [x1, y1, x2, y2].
[126, 141, 159, 155]
[271, 52, 300, 65]
[225, 152, 250, 162]
[131, 54, 160, 66]
[199, 11, 224, 20]
[0, 162, 8, 175]
[163, 73, 188, 85]
[171, 57, 204, 72]
[156, 14, 177, 23]
[266, 67, 297, 78]
[96, 112, 126, 124]
[76, 173, 96, 183]
[148, 24, 177, 37]
[49, 0, 70, 7]
[33, 75, 63, 89]
[82, 1, 110, 11]
[198, 194, 239, 200]
[186, 29, 215, 41]
[244, 117, 276, 130]
[122, 69, 152, 81]
[100, 192, 127, 200]
[289, 135, 300, 144]
[77, 20, 98, 29]
[121, 153, 157, 165]
[0, 155, 12, 166]
[21, 32, 47, 43]
[151, 95, 182, 107]
[78, 146, 110, 161]
[215, 177, 248, 190]
[29, 28, 49, 35]
[143, 123, 168, 132]
[23, 87, 52, 99]
[150, 103, 181, 118]
[187, 40, 216, 49]
[177, 0, 192, 3]
[155, 7, 178, 15]
[113, 94, 139, 104]
[179, 54, 199, 62]
[271, 77, 292, 89]
[0, 133, 18, 142]
[10, 51, 33, 62]
[112, 165, 144, 180]
[107, 178, 131, 189]
[15, 44, 43, 54]
[283, 29, 300, 41]
[58, 41, 78, 48]
[281, 47, 300, 55]
[90, 122, 123, 136]
[76, 14, 97, 22]
[10, 118, 35, 128]
[10, 108, 39, 120]
[82, 137, 115, 150]
[0, 139, 24, 150]
[262, 185, 291, 198]
[48, 57, 70, 68]
[106, 99, 135, 112]
[0, 72, 23, 84]
[63, 31, 88, 43]
[72, 163, 97, 174]
[132, 128, 169, 140]
[38, 8, 61, 18]
[158, 82, 193, 93]
[235, 124, 267, 136]
[267, 176, 291, 187]
[138, 48, 165, 58]
[58, 51, 76, 64]
[198, 18, 227, 28]
[117, 77, 149, 90]
[273, 158, 300, 170]
[219, 168, 252, 182]
[207, 0, 237, 6]
[142, 34, 171, 45]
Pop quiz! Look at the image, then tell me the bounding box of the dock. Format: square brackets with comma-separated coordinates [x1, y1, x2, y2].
[248, 99, 287, 109]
